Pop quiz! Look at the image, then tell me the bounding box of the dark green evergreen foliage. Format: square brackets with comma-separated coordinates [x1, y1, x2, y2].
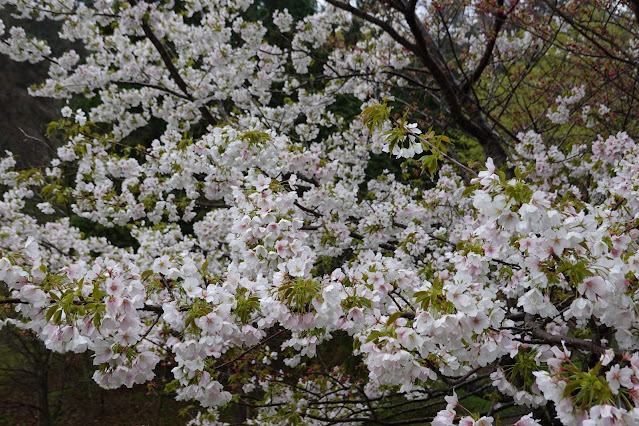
[245, 0, 316, 26]
[327, 94, 361, 123]
[242, 0, 317, 49]
[449, 129, 486, 166]
[364, 152, 403, 180]
[69, 216, 139, 249]
[119, 116, 168, 155]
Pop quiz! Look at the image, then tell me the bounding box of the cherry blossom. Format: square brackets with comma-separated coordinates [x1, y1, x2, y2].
[1, 0, 639, 424]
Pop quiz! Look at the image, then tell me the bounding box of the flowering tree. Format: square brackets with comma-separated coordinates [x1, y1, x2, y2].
[2, 0, 639, 424]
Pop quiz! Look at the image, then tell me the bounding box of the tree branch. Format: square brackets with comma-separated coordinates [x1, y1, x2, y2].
[110, 80, 191, 100]
[0, 298, 26, 304]
[325, 0, 417, 54]
[137, 18, 217, 126]
[214, 329, 286, 371]
[524, 314, 624, 357]
[462, 0, 511, 92]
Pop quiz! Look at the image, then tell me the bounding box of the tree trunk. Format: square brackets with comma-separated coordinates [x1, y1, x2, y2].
[36, 356, 50, 426]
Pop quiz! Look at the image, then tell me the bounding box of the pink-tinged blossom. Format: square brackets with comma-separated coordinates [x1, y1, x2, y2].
[515, 414, 542, 426]
[286, 258, 306, 277]
[606, 365, 633, 394]
[3, 1, 639, 423]
[578, 276, 609, 300]
[472, 158, 497, 187]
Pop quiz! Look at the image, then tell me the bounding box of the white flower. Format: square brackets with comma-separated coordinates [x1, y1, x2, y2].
[515, 413, 542, 426]
[287, 258, 306, 277]
[75, 109, 87, 126]
[273, 9, 293, 33]
[36, 202, 55, 214]
[24, 236, 40, 259]
[472, 158, 498, 186]
[606, 365, 633, 394]
[600, 348, 615, 366]
[518, 288, 558, 317]
[254, 174, 271, 192]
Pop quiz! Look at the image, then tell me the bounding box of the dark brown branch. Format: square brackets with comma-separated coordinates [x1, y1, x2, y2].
[196, 199, 230, 209]
[326, 0, 511, 167]
[138, 20, 217, 126]
[0, 297, 163, 315]
[325, 0, 418, 54]
[110, 80, 191, 100]
[401, 3, 510, 167]
[294, 201, 321, 218]
[17, 127, 56, 154]
[0, 298, 26, 304]
[463, 0, 510, 92]
[215, 329, 286, 371]
[524, 314, 624, 357]
[542, 0, 634, 66]
[349, 231, 397, 252]
[138, 312, 162, 343]
[74, 299, 164, 313]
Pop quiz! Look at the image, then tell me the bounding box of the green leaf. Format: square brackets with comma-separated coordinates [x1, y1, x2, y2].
[422, 155, 438, 177]
[461, 185, 477, 198]
[92, 284, 101, 301]
[45, 305, 58, 323]
[53, 309, 63, 324]
[359, 298, 372, 309]
[94, 311, 102, 332]
[386, 311, 402, 326]
[240, 130, 271, 148]
[360, 102, 392, 132]
[366, 330, 382, 343]
[353, 338, 361, 351]
[141, 270, 154, 281]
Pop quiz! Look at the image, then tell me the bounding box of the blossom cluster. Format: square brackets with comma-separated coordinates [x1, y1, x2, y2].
[1, 0, 639, 424]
